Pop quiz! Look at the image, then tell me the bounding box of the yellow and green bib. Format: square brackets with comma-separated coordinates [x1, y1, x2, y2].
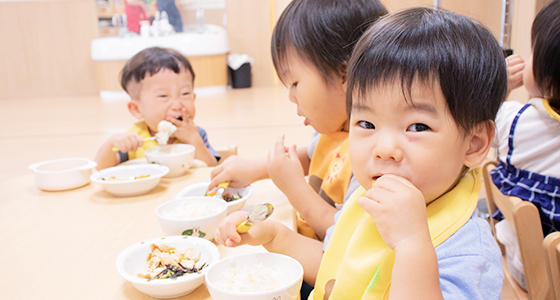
[311, 167, 481, 300]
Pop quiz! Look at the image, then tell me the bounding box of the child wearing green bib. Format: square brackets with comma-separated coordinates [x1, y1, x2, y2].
[215, 8, 506, 300]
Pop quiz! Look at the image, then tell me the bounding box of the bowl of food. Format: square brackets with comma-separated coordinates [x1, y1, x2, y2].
[205, 253, 304, 300]
[90, 164, 169, 196]
[28, 157, 97, 191]
[144, 144, 196, 177]
[156, 197, 228, 240]
[116, 236, 220, 298]
[175, 182, 253, 214]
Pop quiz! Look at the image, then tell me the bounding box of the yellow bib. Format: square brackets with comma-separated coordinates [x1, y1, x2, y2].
[299, 132, 352, 239]
[126, 121, 181, 160]
[312, 168, 481, 300]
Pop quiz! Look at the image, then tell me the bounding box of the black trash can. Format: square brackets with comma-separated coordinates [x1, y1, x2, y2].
[229, 62, 252, 89]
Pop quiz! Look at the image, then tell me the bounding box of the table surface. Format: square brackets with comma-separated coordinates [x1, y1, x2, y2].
[0, 166, 295, 299]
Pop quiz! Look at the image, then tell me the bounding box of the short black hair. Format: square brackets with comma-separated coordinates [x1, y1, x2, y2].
[531, 0, 560, 110]
[347, 8, 507, 134]
[271, 0, 387, 85]
[120, 47, 195, 93]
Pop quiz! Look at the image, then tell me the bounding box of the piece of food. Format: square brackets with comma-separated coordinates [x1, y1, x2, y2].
[137, 244, 205, 280]
[155, 121, 177, 145]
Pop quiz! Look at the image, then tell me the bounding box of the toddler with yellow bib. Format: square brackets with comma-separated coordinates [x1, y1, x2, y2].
[215, 8, 506, 300]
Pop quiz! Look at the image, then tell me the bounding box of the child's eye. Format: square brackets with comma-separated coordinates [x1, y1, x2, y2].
[181, 92, 190, 96]
[357, 120, 375, 129]
[291, 82, 298, 88]
[158, 95, 167, 98]
[407, 123, 430, 132]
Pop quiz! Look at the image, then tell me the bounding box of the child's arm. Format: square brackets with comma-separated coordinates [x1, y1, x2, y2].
[208, 135, 311, 190]
[167, 115, 218, 166]
[215, 212, 324, 285]
[506, 54, 525, 96]
[357, 175, 443, 300]
[94, 133, 144, 170]
[267, 135, 335, 239]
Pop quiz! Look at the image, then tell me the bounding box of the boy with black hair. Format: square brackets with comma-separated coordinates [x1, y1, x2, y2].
[95, 47, 220, 170]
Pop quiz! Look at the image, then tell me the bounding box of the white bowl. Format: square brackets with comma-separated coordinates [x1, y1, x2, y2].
[175, 182, 253, 214]
[90, 164, 169, 197]
[145, 144, 196, 177]
[205, 253, 304, 300]
[116, 236, 221, 299]
[156, 197, 228, 240]
[29, 157, 97, 191]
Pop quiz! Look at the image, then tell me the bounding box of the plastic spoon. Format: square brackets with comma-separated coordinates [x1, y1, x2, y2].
[205, 181, 230, 198]
[236, 203, 274, 233]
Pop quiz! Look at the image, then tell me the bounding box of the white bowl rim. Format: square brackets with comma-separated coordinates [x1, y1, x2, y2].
[28, 157, 97, 174]
[156, 197, 228, 221]
[205, 252, 304, 296]
[116, 236, 220, 286]
[90, 164, 169, 184]
[144, 144, 196, 157]
[175, 182, 254, 206]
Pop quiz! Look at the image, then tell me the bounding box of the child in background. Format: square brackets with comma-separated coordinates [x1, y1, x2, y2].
[215, 8, 506, 299]
[491, 0, 560, 236]
[123, 0, 149, 33]
[95, 47, 220, 170]
[209, 0, 387, 241]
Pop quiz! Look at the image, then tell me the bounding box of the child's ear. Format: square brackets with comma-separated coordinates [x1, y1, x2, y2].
[463, 121, 495, 167]
[127, 100, 143, 120]
[193, 93, 197, 101]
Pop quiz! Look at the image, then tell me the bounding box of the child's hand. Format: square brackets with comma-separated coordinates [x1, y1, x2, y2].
[506, 54, 525, 93]
[209, 156, 266, 190]
[110, 132, 144, 153]
[167, 113, 200, 144]
[357, 174, 431, 251]
[267, 134, 306, 193]
[214, 211, 277, 247]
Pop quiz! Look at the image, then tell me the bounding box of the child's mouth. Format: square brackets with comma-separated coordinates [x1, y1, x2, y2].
[176, 116, 183, 121]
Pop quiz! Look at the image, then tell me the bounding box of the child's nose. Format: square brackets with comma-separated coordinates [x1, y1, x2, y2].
[372, 134, 403, 162]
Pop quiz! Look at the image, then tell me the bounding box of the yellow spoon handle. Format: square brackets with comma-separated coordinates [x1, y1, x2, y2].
[236, 221, 253, 233]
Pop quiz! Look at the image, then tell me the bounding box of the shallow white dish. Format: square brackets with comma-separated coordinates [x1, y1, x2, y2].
[175, 182, 253, 214]
[116, 236, 220, 299]
[205, 253, 304, 300]
[29, 157, 97, 191]
[156, 197, 228, 240]
[90, 164, 169, 196]
[145, 144, 196, 177]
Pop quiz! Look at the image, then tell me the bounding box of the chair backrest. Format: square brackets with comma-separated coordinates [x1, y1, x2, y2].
[216, 144, 237, 162]
[482, 161, 550, 300]
[543, 232, 560, 300]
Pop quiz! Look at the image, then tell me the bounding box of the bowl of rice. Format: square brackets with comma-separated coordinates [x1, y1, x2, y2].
[175, 182, 253, 214]
[145, 144, 196, 177]
[205, 253, 304, 300]
[116, 236, 220, 298]
[156, 197, 228, 240]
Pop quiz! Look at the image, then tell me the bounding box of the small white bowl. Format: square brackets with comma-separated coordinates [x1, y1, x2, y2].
[156, 197, 228, 240]
[29, 157, 97, 191]
[116, 236, 220, 299]
[90, 164, 169, 197]
[205, 253, 304, 300]
[144, 144, 196, 177]
[175, 182, 253, 214]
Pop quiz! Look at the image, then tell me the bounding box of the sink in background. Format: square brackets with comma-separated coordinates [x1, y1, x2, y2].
[91, 24, 229, 61]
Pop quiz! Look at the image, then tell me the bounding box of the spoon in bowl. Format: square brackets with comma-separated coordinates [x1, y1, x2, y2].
[236, 203, 274, 233]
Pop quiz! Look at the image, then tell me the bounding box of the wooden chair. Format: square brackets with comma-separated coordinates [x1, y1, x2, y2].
[482, 161, 551, 300]
[543, 232, 560, 300]
[215, 144, 237, 163]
